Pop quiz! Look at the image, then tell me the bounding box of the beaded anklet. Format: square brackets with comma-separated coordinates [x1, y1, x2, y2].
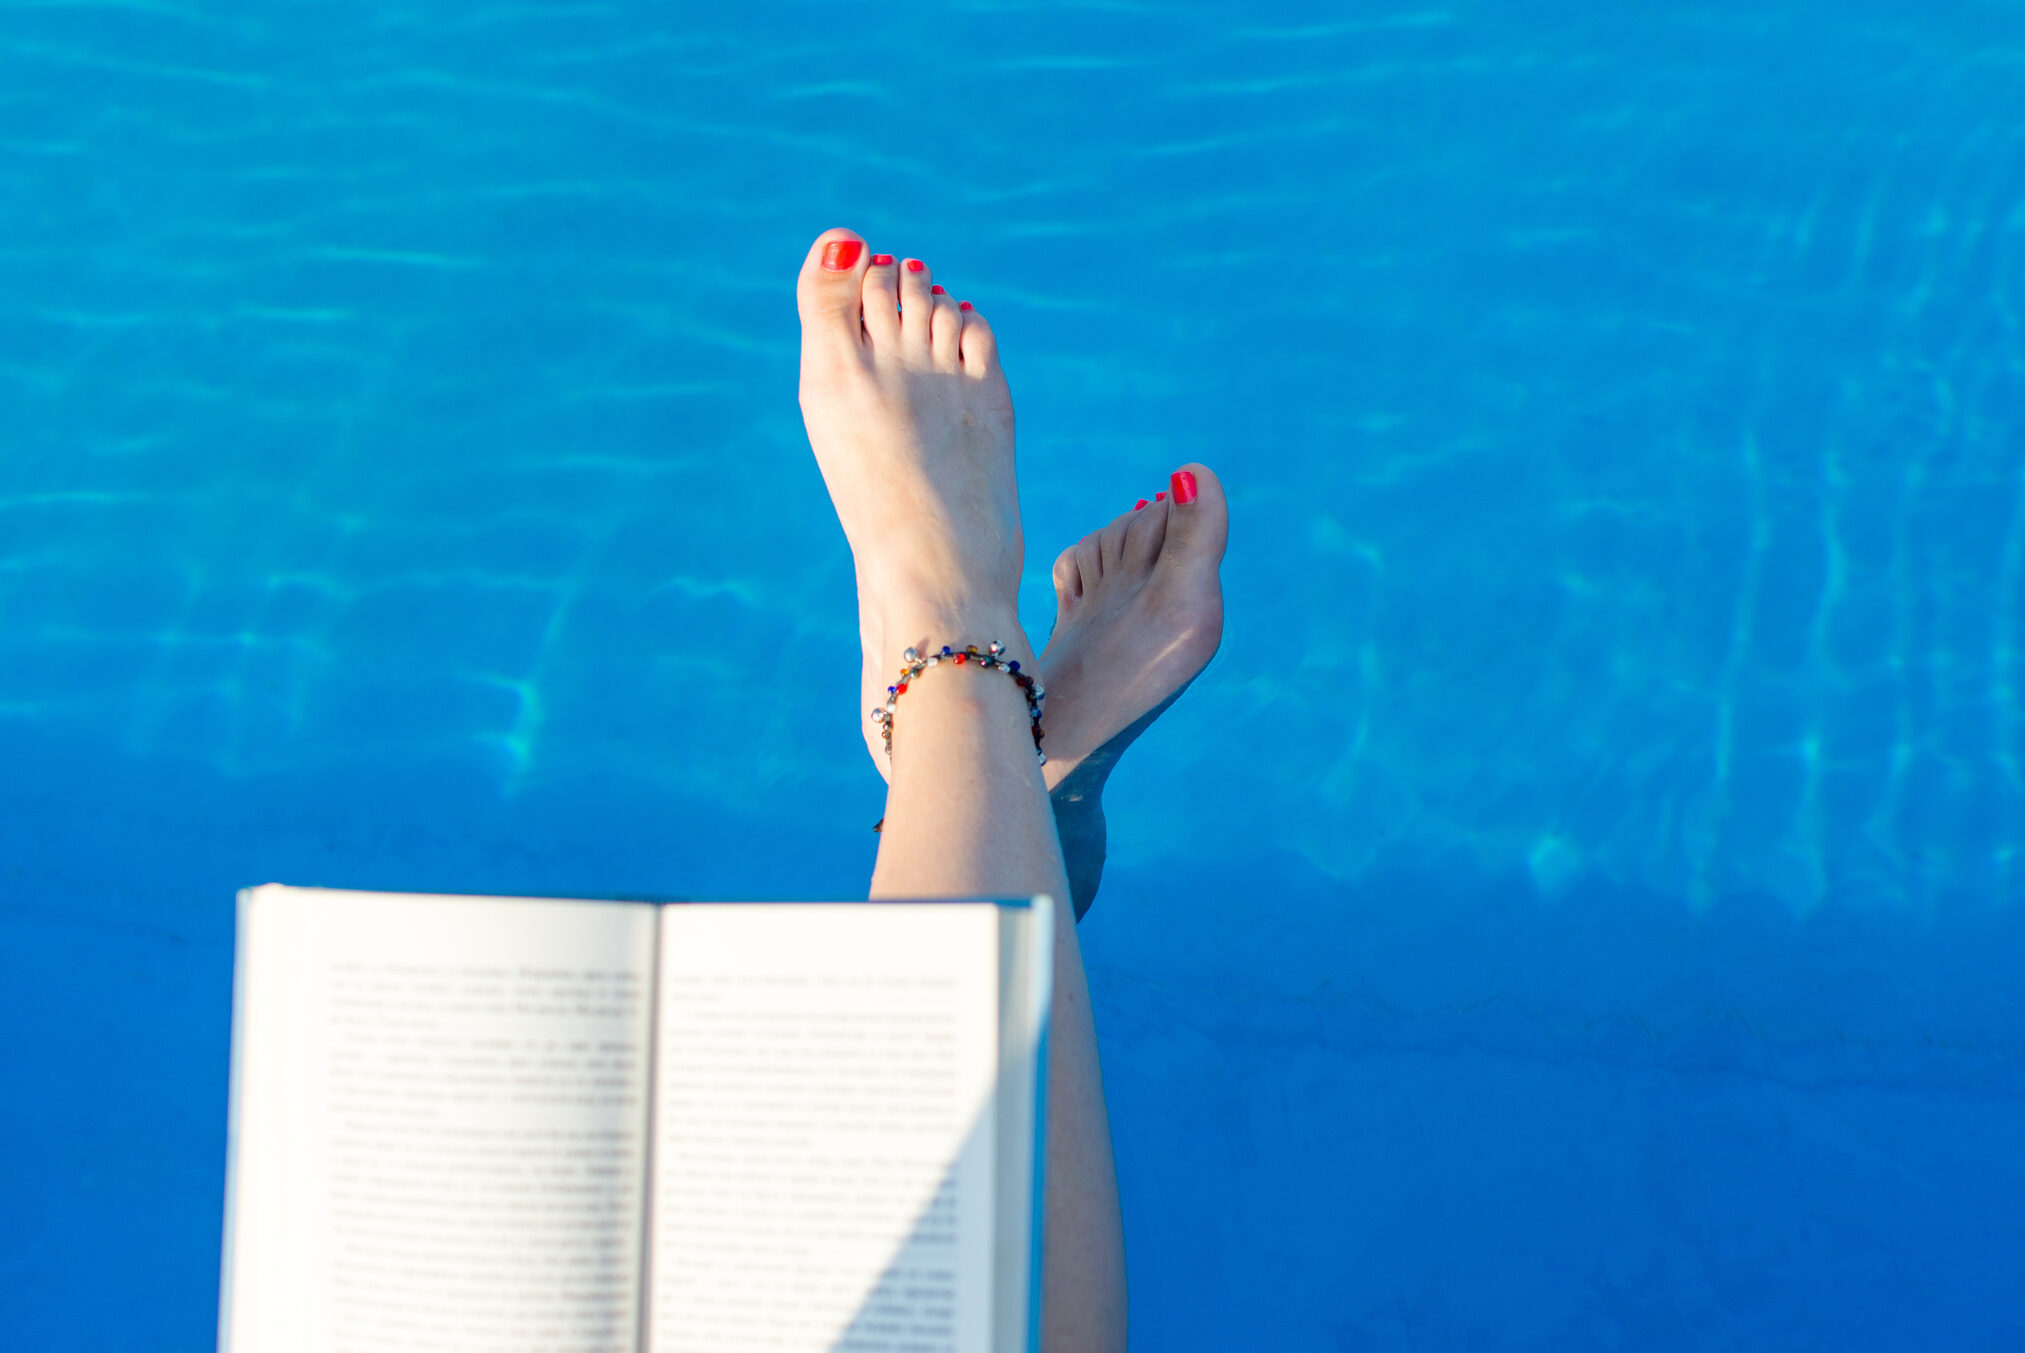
[872, 642, 1046, 764]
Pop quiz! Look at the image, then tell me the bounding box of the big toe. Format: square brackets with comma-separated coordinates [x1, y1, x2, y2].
[1161, 462, 1229, 571]
[796, 228, 869, 351]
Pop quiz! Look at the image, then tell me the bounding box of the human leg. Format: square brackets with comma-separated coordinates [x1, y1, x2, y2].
[1041, 468, 1229, 918]
[795, 228, 1127, 1353]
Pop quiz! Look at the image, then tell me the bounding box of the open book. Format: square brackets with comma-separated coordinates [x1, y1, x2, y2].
[220, 886, 1054, 1353]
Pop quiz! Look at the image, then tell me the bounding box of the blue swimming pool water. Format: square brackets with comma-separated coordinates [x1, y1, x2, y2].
[5, 1, 2024, 1347]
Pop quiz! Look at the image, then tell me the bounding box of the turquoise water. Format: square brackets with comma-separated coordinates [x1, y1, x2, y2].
[5, 1, 2024, 1348]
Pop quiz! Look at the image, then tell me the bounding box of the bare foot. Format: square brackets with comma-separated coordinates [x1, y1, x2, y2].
[794, 228, 1037, 755]
[1039, 466, 1229, 918]
[795, 224, 1226, 918]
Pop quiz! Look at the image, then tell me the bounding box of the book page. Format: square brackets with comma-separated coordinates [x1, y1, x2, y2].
[644, 904, 1000, 1353]
[221, 887, 659, 1353]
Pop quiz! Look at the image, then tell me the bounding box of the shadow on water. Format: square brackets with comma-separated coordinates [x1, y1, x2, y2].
[7, 725, 2025, 1351]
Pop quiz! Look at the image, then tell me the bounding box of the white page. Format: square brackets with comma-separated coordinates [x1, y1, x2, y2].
[644, 903, 1000, 1353]
[222, 886, 658, 1353]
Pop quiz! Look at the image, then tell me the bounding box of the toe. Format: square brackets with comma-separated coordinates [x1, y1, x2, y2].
[1159, 462, 1229, 568]
[1074, 527, 1103, 591]
[1097, 506, 1135, 573]
[1138, 462, 1228, 672]
[1123, 495, 1169, 570]
[861, 251, 900, 345]
[898, 258, 936, 355]
[956, 300, 998, 377]
[1052, 541, 1084, 601]
[928, 285, 962, 368]
[797, 228, 868, 352]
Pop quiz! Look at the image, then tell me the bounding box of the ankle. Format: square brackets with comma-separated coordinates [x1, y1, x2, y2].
[864, 591, 1030, 671]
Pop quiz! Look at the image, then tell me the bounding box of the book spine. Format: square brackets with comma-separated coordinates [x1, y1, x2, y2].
[1025, 895, 1054, 1353]
[633, 904, 665, 1353]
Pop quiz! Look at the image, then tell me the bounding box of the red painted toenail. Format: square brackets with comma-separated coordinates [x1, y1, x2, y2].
[905, 259, 925, 272]
[1171, 469, 1198, 505]
[958, 301, 973, 312]
[931, 284, 945, 295]
[1134, 499, 1148, 510]
[1155, 491, 1166, 502]
[871, 253, 895, 266]
[821, 239, 863, 271]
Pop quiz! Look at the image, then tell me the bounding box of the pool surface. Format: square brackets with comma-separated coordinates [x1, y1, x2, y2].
[4, 1, 2024, 1348]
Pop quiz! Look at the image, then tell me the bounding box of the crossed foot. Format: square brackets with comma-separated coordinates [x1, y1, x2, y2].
[795, 228, 1228, 919]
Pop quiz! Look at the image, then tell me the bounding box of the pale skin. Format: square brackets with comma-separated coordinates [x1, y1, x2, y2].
[795, 227, 1228, 1353]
